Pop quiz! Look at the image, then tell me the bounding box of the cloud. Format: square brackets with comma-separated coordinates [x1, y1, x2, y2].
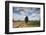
[13, 14, 26, 21]
[13, 7, 40, 21]
[28, 14, 40, 20]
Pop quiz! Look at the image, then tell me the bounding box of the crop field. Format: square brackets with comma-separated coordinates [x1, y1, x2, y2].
[13, 21, 40, 28]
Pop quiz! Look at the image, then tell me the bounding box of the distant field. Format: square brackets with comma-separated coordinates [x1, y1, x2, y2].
[13, 21, 40, 28]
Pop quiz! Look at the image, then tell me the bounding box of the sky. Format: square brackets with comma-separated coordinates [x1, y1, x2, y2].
[13, 7, 40, 21]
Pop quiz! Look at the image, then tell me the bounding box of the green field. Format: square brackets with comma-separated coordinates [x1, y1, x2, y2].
[13, 21, 40, 28]
[26, 21, 40, 27]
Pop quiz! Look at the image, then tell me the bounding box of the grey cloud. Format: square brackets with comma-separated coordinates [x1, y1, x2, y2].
[13, 7, 40, 16]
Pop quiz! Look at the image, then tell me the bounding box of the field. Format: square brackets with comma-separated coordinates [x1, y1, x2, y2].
[13, 21, 40, 28]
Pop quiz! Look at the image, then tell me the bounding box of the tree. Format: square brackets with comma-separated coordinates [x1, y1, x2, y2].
[25, 16, 28, 23]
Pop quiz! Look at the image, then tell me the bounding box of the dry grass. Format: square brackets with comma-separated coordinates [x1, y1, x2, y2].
[13, 21, 40, 28]
[13, 22, 27, 28]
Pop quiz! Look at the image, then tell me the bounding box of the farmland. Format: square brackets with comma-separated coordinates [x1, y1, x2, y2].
[13, 21, 40, 28]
